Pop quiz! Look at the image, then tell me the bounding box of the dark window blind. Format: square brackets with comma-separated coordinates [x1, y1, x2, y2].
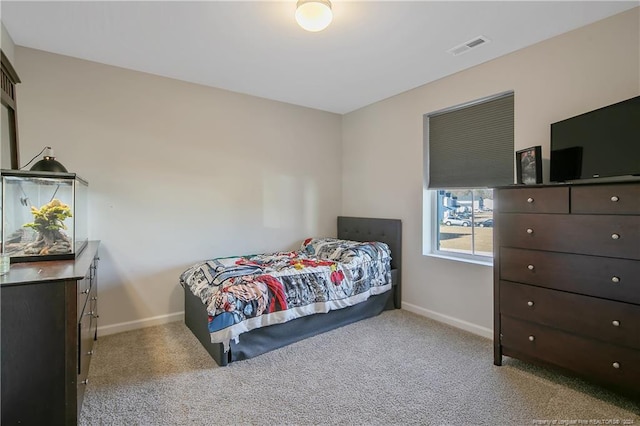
[425, 92, 514, 189]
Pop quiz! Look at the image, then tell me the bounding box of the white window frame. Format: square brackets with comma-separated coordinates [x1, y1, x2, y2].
[425, 189, 493, 266]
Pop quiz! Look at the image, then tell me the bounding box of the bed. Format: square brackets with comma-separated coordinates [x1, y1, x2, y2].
[181, 216, 402, 366]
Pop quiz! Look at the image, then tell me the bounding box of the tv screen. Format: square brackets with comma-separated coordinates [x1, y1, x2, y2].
[550, 95, 640, 182]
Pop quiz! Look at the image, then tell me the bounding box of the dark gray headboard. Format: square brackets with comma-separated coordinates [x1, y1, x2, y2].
[337, 216, 402, 289]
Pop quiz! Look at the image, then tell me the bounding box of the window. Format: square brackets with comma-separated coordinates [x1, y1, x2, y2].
[435, 189, 493, 259]
[424, 92, 514, 263]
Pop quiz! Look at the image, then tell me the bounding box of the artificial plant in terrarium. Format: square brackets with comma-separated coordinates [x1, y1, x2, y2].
[22, 198, 73, 255]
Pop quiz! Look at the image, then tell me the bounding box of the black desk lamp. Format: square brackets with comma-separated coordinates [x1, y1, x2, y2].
[29, 147, 68, 173]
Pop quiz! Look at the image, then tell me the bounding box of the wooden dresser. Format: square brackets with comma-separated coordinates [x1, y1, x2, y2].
[1, 241, 100, 425]
[493, 182, 640, 395]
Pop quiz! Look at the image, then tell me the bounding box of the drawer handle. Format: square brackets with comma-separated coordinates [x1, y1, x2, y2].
[527, 197, 534, 203]
[91, 296, 98, 301]
[611, 276, 620, 283]
[611, 233, 620, 240]
[85, 311, 95, 317]
[528, 335, 535, 342]
[81, 379, 89, 385]
[87, 350, 94, 356]
[526, 228, 534, 235]
[81, 288, 90, 294]
[610, 196, 619, 202]
[612, 362, 620, 369]
[612, 320, 620, 327]
[527, 264, 535, 271]
[527, 301, 534, 307]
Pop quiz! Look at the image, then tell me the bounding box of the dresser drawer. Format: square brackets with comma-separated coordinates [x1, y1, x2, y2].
[77, 308, 93, 417]
[572, 184, 640, 215]
[500, 281, 640, 349]
[500, 248, 640, 304]
[496, 187, 569, 213]
[77, 262, 97, 418]
[497, 213, 640, 260]
[77, 284, 96, 402]
[501, 316, 640, 390]
[77, 275, 90, 320]
[78, 308, 94, 376]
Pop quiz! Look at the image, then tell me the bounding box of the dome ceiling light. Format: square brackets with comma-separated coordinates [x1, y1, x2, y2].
[295, 0, 333, 32]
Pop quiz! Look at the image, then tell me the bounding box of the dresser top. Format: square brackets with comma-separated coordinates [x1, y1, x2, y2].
[0, 241, 100, 287]
[495, 176, 640, 190]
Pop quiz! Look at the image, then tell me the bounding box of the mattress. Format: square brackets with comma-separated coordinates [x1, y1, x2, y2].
[180, 238, 392, 350]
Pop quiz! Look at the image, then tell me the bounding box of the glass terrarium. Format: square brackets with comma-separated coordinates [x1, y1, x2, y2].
[1, 170, 88, 262]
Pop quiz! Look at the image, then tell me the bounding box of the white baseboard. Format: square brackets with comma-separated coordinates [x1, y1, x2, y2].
[401, 302, 493, 340]
[97, 311, 184, 336]
[97, 305, 492, 340]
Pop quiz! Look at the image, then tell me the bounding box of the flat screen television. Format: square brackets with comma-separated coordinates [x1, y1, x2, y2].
[550, 95, 640, 182]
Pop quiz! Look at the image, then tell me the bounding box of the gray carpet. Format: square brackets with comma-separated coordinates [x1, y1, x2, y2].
[79, 310, 639, 425]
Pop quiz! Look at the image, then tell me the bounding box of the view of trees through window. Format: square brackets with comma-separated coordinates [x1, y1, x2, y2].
[436, 189, 493, 257]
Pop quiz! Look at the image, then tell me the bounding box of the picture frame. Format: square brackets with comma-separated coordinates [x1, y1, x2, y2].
[516, 145, 542, 185]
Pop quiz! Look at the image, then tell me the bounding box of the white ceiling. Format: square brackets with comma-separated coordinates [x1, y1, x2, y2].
[2, 1, 638, 114]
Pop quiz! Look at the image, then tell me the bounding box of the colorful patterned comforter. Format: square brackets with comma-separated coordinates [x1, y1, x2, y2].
[180, 238, 392, 350]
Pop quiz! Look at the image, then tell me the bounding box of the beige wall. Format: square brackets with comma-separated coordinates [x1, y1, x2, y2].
[1, 21, 16, 62]
[342, 8, 640, 336]
[15, 47, 343, 334]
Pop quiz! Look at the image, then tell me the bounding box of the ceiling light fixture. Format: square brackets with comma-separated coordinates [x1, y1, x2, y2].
[295, 0, 333, 32]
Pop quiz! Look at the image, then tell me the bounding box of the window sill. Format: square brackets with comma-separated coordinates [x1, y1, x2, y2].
[425, 252, 493, 267]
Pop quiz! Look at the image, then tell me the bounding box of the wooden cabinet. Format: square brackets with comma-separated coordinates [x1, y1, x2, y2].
[494, 182, 640, 396]
[1, 241, 100, 425]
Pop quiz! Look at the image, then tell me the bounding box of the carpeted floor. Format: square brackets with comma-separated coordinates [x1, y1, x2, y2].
[79, 310, 639, 425]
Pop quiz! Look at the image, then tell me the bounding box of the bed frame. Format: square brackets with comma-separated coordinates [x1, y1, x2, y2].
[184, 216, 402, 366]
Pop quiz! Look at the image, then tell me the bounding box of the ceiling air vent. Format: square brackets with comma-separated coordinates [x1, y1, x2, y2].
[447, 36, 490, 56]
